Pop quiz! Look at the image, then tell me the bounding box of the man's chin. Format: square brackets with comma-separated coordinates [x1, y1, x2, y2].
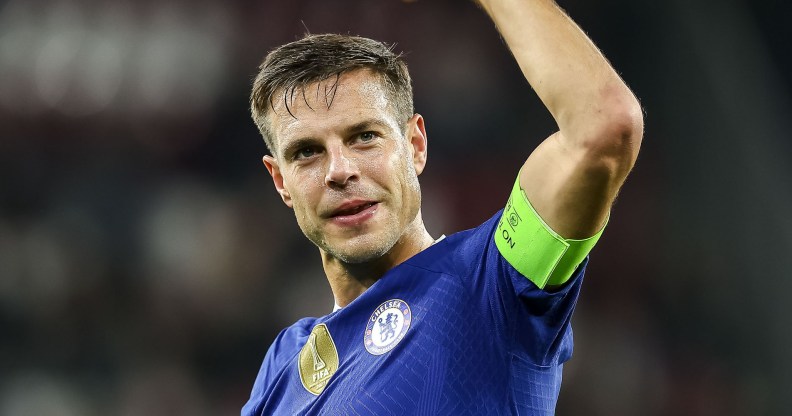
[323, 236, 396, 264]
[327, 245, 389, 264]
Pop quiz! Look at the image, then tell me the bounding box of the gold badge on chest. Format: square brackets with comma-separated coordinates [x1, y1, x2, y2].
[298, 323, 339, 395]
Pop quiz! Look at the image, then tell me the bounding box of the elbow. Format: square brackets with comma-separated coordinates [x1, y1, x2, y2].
[604, 96, 644, 162]
[578, 90, 644, 176]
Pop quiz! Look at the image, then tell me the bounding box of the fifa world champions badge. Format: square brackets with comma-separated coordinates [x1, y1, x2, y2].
[298, 324, 339, 395]
[364, 299, 412, 355]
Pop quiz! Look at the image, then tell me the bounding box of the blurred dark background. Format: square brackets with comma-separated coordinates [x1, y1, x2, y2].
[1, 0, 791, 414]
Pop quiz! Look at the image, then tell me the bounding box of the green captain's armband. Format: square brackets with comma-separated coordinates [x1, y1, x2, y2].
[495, 175, 606, 289]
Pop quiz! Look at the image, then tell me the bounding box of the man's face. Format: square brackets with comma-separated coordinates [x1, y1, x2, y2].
[263, 69, 427, 264]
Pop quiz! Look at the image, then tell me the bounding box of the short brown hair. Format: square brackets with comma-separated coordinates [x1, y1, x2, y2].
[250, 34, 414, 154]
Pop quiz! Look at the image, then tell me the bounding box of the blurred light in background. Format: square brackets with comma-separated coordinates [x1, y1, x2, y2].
[0, 0, 790, 415]
[0, 0, 231, 119]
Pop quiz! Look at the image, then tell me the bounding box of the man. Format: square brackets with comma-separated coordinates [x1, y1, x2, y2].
[243, 0, 642, 414]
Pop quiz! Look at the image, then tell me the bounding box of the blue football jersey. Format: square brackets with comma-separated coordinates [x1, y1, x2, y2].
[243, 211, 586, 415]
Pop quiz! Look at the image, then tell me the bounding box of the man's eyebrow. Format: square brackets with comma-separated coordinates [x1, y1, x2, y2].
[344, 118, 394, 134]
[279, 118, 396, 156]
[280, 137, 318, 157]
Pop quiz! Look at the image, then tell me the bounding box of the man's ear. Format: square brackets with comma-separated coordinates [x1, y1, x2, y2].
[263, 155, 293, 208]
[407, 113, 428, 175]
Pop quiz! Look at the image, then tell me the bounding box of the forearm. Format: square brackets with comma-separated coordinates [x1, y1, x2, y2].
[478, 0, 642, 155]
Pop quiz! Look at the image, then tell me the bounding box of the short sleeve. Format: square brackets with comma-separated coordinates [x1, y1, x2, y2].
[450, 212, 586, 366]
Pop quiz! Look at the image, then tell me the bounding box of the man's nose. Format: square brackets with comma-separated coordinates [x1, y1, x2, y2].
[324, 145, 359, 187]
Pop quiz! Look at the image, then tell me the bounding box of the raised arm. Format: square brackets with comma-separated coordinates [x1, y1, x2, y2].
[479, 0, 643, 239]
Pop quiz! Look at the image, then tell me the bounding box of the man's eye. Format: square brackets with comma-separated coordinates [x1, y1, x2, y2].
[295, 147, 317, 160]
[359, 132, 377, 142]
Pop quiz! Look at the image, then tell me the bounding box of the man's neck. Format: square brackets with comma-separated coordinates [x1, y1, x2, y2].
[322, 217, 434, 308]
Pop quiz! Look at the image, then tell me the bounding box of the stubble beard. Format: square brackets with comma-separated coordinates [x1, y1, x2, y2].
[302, 152, 423, 265]
[313, 177, 422, 265]
[301, 204, 404, 265]
[301, 199, 420, 266]
[320, 231, 399, 264]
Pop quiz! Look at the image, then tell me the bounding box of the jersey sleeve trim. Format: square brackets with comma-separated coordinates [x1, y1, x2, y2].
[494, 173, 606, 288]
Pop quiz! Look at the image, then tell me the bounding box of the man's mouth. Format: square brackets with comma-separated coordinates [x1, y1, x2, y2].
[326, 200, 379, 227]
[330, 201, 378, 217]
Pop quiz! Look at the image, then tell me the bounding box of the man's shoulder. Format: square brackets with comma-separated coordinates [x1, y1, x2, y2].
[265, 316, 318, 364]
[277, 316, 318, 343]
[281, 316, 318, 335]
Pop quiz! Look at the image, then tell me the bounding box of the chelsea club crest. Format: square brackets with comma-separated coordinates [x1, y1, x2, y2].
[364, 299, 412, 355]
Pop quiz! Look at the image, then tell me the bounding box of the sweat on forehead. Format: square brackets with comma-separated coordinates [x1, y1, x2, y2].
[269, 70, 391, 120]
[265, 71, 402, 153]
